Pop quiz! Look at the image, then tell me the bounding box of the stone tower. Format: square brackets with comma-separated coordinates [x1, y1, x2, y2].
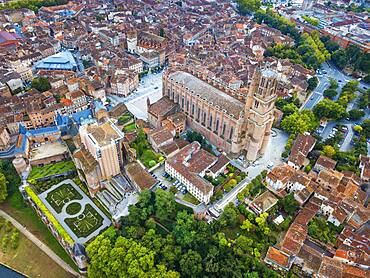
[244, 68, 278, 161]
[126, 30, 138, 54]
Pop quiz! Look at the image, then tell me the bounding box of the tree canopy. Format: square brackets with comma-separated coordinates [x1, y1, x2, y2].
[281, 109, 318, 135]
[313, 99, 347, 120]
[0, 172, 8, 203]
[236, 0, 261, 14]
[31, 77, 51, 93]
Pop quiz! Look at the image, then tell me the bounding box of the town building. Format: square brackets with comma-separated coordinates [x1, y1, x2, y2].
[34, 51, 78, 72]
[165, 141, 226, 204]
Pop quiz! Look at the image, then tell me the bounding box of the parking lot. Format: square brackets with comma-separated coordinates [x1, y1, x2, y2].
[151, 165, 189, 195]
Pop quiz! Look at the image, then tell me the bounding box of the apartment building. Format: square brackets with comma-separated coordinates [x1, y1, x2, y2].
[79, 120, 124, 180]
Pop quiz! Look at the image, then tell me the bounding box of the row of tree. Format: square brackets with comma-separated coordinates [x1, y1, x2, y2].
[265, 31, 330, 70]
[236, 2, 370, 81]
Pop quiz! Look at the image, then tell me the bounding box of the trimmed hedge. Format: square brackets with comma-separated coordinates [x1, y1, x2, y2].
[24, 186, 74, 244]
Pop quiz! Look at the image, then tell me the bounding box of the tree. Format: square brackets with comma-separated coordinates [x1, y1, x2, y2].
[321, 36, 340, 53]
[282, 103, 298, 117]
[219, 204, 239, 227]
[173, 211, 196, 247]
[233, 235, 254, 257]
[0, 172, 8, 203]
[237, 0, 261, 14]
[240, 219, 254, 232]
[348, 109, 365, 121]
[155, 189, 177, 221]
[322, 145, 336, 158]
[353, 125, 363, 134]
[323, 88, 337, 99]
[277, 194, 299, 216]
[307, 76, 318, 91]
[179, 250, 203, 277]
[31, 77, 51, 92]
[313, 99, 347, 120]
[361, 119, 370, 138]
[87, 228, 179, 278]
[281, 110, 318, 134]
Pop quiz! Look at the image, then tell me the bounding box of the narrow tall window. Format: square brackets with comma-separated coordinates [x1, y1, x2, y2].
[229, 126, 234, 140]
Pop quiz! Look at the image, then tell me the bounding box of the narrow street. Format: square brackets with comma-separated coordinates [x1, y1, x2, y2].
[0, 209, 80, 278]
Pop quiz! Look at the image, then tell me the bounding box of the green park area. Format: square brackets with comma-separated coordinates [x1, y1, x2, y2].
[64, 204, 103, 238]
[0, 160, 77, 270]
[0, 217, 73, 278]
[28, 160, 76, 182]
[45, 182, 83, 213]
[130, 130, 164, 168]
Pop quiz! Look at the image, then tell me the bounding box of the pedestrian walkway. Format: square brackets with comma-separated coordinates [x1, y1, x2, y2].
[0, 209, 80, 277]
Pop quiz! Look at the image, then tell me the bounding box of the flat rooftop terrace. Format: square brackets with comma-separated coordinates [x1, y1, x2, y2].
[29, 141, 69, 162]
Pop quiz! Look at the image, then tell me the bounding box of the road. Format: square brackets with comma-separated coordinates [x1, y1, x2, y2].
[302, 61, 369, 110]
[0, 209, 80, 278]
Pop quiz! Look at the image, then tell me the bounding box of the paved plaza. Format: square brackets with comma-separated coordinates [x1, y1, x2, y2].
[108, 72, 163, 119]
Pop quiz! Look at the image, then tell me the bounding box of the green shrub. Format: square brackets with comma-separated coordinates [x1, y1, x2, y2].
[148, 160, 157, 167]
[25, 186, 74, 244]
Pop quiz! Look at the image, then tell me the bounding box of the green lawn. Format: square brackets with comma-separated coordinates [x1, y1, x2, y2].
[0, 193, 78, 271]
[182, 193, 200, 205]
[118, 113, 133, 125]
[65, 203, 82, 215]
[123, 123, 137, 132]
[139, 149, 163, 168]
[0, 217, 74, 278]
[28, 161, 76, 182]
[45, 182, 83, 213]
[64, 204, 104, 238]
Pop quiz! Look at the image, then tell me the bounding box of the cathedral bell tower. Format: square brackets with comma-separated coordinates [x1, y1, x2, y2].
[244, 67, 278, 161]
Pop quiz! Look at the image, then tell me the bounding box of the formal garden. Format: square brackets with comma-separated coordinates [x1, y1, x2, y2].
[65, 204, 104, 238]
[45, 182, 83, 213]
[130, 129, 164, 168]
[38, 179, 110, 243]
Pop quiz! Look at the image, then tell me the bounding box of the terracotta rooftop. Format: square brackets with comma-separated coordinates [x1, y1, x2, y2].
[125, 162, 157, 191]
[166, 141, 216, 195]
[148, 96, 178, 117]
[265, 246, 292, 269]
[315, 155, 337, 171]
[168, 71, 244, 117]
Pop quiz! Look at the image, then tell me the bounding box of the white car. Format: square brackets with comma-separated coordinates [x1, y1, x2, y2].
[267, 162, 274, 169]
